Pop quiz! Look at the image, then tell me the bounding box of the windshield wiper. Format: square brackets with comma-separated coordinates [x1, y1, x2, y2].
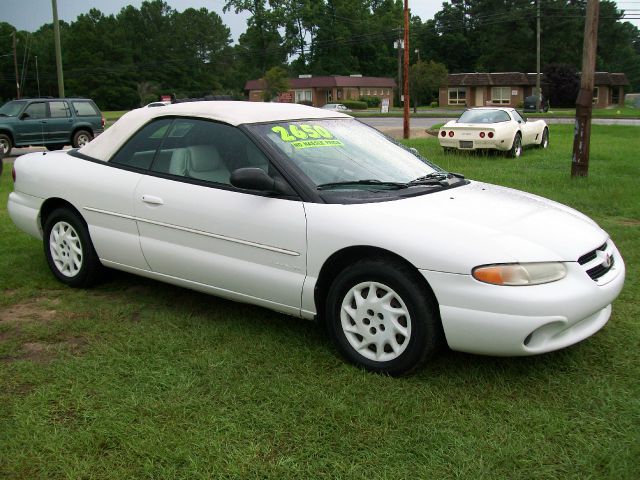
[317, 179, 409, 190]
[408, 171, 465, 186]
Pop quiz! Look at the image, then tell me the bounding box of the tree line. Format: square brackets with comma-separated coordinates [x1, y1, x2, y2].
[0, 0, 638, 110]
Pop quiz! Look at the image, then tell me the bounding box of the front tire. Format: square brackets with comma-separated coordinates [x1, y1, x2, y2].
[72, 130, 93, 148]
[43, 208, 103, 287]
[508, 133, 522, 158]
[325, 258, 443, 376]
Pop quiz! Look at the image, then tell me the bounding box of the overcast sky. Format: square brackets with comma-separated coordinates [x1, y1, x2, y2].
[2, 0, 638, 41]
[3, 0, 441, 42]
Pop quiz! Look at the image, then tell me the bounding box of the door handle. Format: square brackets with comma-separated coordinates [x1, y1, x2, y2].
[141, 195, 164, 205]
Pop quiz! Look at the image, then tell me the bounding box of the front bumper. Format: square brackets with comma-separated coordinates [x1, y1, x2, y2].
[420, 243, 625, 356]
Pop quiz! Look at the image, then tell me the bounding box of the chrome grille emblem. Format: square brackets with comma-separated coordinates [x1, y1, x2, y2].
[596, 249, 612, 269]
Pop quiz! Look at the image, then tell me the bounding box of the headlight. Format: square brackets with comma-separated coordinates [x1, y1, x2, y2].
[472, 262, 567, 286]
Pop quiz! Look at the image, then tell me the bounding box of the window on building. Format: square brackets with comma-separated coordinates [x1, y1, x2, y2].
[592, 87, 599, 104]
[491, 87, 511, 104]
[295, 90, 312, 103]
[612, 87, 620, 105]
[448, 88, 466, 105]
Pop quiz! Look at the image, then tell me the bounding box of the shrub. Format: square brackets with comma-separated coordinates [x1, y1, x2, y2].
[430, 101, 439, 108]
[342, 100, 368, 110]
[543, 63, 580, 108]
[359, 96, 381, 108]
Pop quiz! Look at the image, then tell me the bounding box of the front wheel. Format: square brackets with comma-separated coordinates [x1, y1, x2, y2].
[508, 133, 522, 158]
[72, 130, 93, 148]
[325, 258, 443, 376]
[43, 208, 104, 287]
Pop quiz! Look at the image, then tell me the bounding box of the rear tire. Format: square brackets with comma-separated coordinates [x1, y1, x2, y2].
[0, 133, 12, 157]
[538, 128, 549, 149]
[325, 257, 443, 376]
[508, 133, 522, 158]
[72, 130, 92, 148]
[43, 208, 104, 287]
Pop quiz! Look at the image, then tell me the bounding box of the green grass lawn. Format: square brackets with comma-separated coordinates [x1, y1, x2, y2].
[1, 125, 638, 479]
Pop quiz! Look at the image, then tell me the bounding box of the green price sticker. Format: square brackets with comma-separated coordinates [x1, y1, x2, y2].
[271, 124, 344, 149]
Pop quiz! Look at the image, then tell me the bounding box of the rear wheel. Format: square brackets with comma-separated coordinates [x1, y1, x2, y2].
[0, 133, 12, 157]
[325, 258, 443, 376]
[43, 208, 104, 287]
[72, 130, 92, 148]
[508, 133, 522, 158]
[538, 128, 549, 149]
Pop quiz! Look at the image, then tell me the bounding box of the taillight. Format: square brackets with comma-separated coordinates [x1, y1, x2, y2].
[440, 130, 446, 137]
[488, 132, 494, 138]
[479, 132, 485, 138]
[12, 165, 16, 182]
[101, 116, 105, 128]
[448, 131, 454, 137]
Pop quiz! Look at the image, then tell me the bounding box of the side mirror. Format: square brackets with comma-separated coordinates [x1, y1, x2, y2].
[230, 167, 295, 195]
[20, 112, 30, 120]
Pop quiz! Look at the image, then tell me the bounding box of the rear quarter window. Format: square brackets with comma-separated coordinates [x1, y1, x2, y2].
[72, 101, 99, 117]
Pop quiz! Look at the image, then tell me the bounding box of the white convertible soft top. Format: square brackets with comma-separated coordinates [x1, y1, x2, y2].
[80, 101, 350, 162]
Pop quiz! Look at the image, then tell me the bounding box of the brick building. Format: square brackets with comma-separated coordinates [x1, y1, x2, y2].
[439, 72, 629, 108]
[245, 75, 396, 107]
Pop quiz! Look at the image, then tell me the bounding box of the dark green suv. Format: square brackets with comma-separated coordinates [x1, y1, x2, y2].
[0, 98, 104, 156]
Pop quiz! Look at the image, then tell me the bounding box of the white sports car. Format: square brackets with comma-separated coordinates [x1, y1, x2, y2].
[439, 107, 549, 157]
[8, 102, 624, 375]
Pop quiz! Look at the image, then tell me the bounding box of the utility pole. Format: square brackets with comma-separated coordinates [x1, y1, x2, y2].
[35, 56, 41, 98]
[403, 0, 410, 139]
[52, 0, 65, 98]
[11, 31, 20, 99]
[395, 27, 403, 108]
[536, 0, 541, 112]
[571, 0, 599, 177]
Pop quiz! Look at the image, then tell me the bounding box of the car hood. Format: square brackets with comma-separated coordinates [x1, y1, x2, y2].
[309, 181, 607, 274]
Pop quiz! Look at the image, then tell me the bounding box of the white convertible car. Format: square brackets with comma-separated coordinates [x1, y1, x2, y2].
[439, 107, 549, 157]
[8, 102, 624, 375]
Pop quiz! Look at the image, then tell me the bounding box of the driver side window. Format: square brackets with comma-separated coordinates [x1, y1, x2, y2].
[23, 102, 46, 119]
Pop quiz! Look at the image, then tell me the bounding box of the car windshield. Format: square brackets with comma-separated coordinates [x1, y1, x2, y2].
[458, 109, 510, 124]
[247, 119, 444, 188]
[0, 100, 26, 117]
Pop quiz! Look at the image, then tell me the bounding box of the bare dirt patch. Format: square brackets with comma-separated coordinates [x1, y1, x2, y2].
[612, 218, 640, 226]
[0, 297, 60, 324]
[15, 337, 88, 364]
